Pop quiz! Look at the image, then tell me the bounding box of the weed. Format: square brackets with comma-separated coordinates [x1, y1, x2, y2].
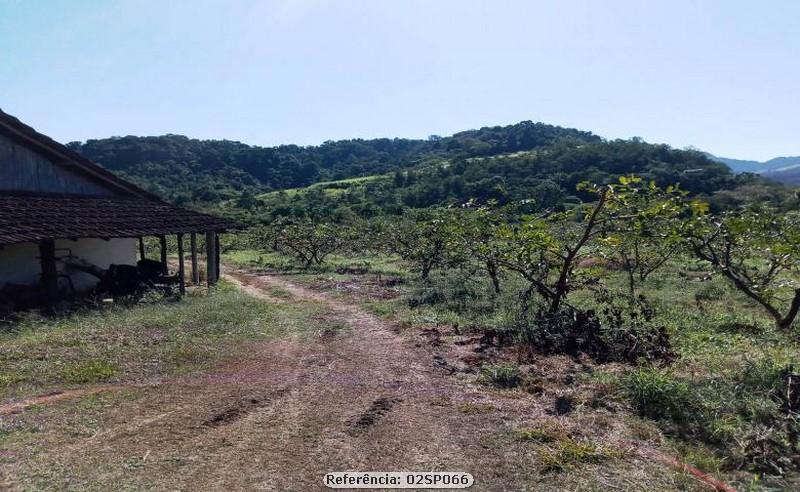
[623, 368, 695, 423]
[0, 373, 25, 389]
[62, 359, 118, 384]
[478, 363, 522, 389]
[521, 425, 624, 473]
[515, 421, 569, 443]
[538, 439, 608, 471]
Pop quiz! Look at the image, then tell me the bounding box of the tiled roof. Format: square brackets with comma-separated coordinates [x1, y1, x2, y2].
[0, 108, 238, 245]
[0, 194, 236, 246]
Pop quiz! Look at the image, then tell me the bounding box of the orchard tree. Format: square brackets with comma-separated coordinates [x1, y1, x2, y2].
[379, 209, 455, 280]
[599, 177, 688, 300]
[277, 222, 351, 268]
[685, 206, 800, 330]
[481, 176, 681, 315]
[448, 206, 508, 293]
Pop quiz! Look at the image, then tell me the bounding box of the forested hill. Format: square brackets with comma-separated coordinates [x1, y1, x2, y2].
[243, 139, 761, 224]
[67, 119, 779, 223]
[67, 121, 599, 204]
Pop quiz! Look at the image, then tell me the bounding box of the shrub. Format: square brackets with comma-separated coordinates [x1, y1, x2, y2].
[514, 301, 672, 363]
[623, 361, 800, 475]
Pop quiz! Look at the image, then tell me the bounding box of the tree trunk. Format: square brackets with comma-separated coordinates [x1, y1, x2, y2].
[627, 268, 637, 303]
[486, 260, 501, 293]
[778, 289, 800, 330]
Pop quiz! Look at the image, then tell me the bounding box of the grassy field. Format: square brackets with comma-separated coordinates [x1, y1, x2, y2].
[256, 174, 387, 200]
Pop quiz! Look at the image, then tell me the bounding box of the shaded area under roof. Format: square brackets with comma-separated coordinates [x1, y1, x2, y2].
[0, 194, 237, 246]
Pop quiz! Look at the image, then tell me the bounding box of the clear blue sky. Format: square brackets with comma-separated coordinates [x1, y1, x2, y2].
[1, 0, 798, 161]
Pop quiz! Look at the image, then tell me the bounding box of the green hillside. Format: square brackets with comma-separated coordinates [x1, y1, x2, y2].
[69, 119, 795, 224]
[221, 140, 768, 224]
[68, 120, 599, 205]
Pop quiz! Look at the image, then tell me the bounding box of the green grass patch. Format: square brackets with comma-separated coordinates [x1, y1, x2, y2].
[537, 437, 622, 473]
[62, 360, 118, 384]
[516, 422, 624, 473]
[478, 363, 522, 389]
[0, 281, 321, 399]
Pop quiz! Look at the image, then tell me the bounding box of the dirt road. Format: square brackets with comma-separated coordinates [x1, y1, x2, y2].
[1, 268, 694, 491]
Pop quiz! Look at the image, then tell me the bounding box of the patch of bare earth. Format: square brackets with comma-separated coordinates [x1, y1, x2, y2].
[0, 386, 123, 416]
[0, 267, 705, 491]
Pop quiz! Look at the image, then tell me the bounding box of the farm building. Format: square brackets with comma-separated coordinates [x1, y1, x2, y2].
[0, 109, 235, 309]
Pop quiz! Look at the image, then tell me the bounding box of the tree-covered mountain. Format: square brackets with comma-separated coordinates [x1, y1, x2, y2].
[67, 121, 599, 204]
[68, 119, 789, 224]
[222, 139, 774, 225]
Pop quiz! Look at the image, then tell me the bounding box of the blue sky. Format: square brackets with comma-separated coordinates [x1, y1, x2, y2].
[1, 0, 797, 161]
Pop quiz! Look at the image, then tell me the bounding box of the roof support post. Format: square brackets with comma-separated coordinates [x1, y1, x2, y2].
[215, 233, 221, 282]
[190, 232, 199, 285]
[159, 235, 168, 275]
[177, 233, 185, 296]
[206, 231, 218, 286]
[39, 239, 58, 305]
[139, 236, 146, 261]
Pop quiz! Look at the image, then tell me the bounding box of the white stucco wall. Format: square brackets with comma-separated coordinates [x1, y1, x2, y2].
[0, 237, 138, 292]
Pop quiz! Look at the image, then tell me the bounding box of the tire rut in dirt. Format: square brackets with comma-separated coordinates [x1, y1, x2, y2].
[202, 389, 289, 428]
[348, 396, 403, 435]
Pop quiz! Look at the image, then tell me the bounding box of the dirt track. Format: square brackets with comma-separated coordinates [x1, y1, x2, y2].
[1, 268, 698, 491]
[204, 270, 530, 490]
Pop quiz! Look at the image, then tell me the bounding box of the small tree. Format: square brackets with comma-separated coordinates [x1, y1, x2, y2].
[277, 222, 350, 268]
[481, 176, 680, 315]
[685, 206, 800, 330]
[448, 207, 507, 293]
[599, 177, 687, 300]
[379, 210, 453, 280]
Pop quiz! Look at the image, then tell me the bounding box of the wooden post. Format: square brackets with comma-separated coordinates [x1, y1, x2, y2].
[215, 233, 221, 282]
[177, 233, 185, 295]
[190, 232, 199, 285]
[206, 231, 217, 286]
[39, 239, 58, 304]
[139, 236, 146, 261]
[159, 235, 168, 274]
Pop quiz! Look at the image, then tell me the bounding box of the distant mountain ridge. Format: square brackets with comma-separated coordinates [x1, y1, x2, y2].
[708, 153, 800, 179]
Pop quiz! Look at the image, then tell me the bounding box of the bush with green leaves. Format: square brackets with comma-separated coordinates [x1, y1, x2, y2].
[377, 209, 461, 279]
[598, 177, 689, 300]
